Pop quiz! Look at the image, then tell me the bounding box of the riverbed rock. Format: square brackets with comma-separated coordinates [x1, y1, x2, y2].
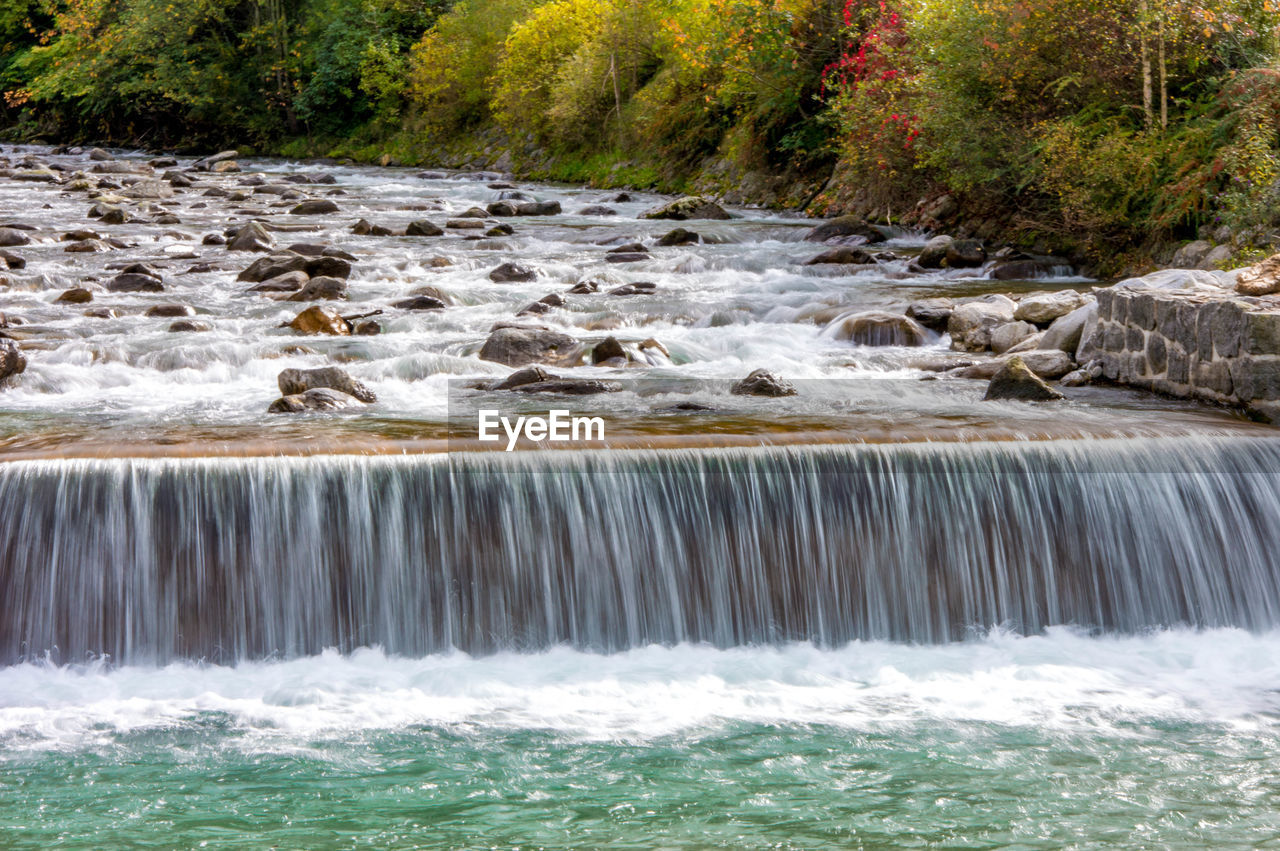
[287, 305, 351, 335]
[490, 262, 537, 283]
[56, 287, 93, 304]
[1041, 301, 1098, 354]
[268, 387, 363, 413]
[145, 304, 194, 318]
[278, 366, 375, 403]
[512, 377, 622, 395]
[479, 326, 583, 367]
[486, 201, 520, 217]
[983, 355, 1065, 401]
[107, 272, 165, 293]
[657, 228, 700, 247]
[945, 239, 987, 268]
[290, 199, 340, 215]
[1171, 240, 1214, 269]
[916, 235, 953, 269]
[591, 336, 627, 364]
[122, 180, 173, 200]
[238, 253, 309, 282]
[304, 256, 353, 280]
[609, 282, 657, 296]
[642, 196, 730, 221]
[731, 369, 797, 397]
[577, 205, 617, 216]
[0, 228, 31, 247]
[0, 339, 26, 383]
[806, 246, 874, 265]
[494, 366, 551, 390]
[392, 295, 446, 311]
[194, 150, 238, 171]
[227, 222, 274, 252]
[831, 311, 930, 347]
[406, 220, 444, 237]
[88, 148, 113, 161]
[516, 201, 562, 217]
[91, 161, 152, 175]
[905, 298, 954, 332]
[169, 320, 212, 333]
[248, 271, 309, 293]
[802, 215, 885, 245]
[948, 298, 1016, 351]
[1236, 254, 1280, 296]
[988, 321, 1040, 354]
[287, 276, 347, 301]
[1013, 290, 1090, 324]
[956, 350, 1076, 381]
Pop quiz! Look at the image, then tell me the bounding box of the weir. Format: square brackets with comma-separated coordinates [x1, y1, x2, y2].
[4, 437, 1280, 665]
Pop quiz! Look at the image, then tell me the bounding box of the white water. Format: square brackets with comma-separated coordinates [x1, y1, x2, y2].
[3, 628, 1279, 753]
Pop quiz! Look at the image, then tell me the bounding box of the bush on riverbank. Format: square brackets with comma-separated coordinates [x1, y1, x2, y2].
[0, 0, 1277, 268]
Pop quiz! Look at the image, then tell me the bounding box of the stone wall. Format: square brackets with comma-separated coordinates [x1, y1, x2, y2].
[1092, 284, 1280, 422]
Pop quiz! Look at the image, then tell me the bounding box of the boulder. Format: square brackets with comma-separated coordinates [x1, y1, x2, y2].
[227, 222, 274, 252]
[806, 246, 874, 265]
[641, 196, 730, 221]
[731, 369, 797, 397]
[947, 298, 1015, 351]
[803, 216, 887, 245]
[515, 201, 561, 216]
[983, 355, 1065, 401]
[945, 239, 987, 268]
[278, 366, 375, 403]
[988, 321, 1040, 354]
[609, 282, 657, 296]
[248, 271, 309, 293]
[287, 276, 347, 301]
[406, 220, 444, 237]
[0, 339, 26, 383]
[287, 305, 351, 335]
[100, 208, 129, 225]
[305, 256, 352, 279]
[657, 228, 700, 247]
[56, 287, 93, 304]
[479, 326, 582, 367]
[905, 298, 954, 332]
[512, 378, 622, 395]
[169, 320, 212, 333]
[290, 199, 340, 215]
[494, 366, 551, 390]
[194, 150, 239, 170]
[121, 181, 173, 200]
[211, 160, 241, 174]
[831, 311, 930, 347]
[88, 148, 113, 161]
[238, 253, 309, 282]
[956, 350, 1075, 381]
[916, 235, 953, 269]
[145, 304, 193, 318]
[91, 161, 153, 175]
[991, 256, 1072, 280]
[591, 336, 627, 364]
[107, 272, 164, 293]
[1041, 301, 1098, 354]
[392, 295, 446, 310]
[268, 387, 363, 413]
[487, 224, 515, 237]
[1236, 254, 1280, 296]
[0, 228, 31, 247]
[490, 262, 537, 283]
[577, 206, 617, 216]
[1013, 290, 1090, 324]
[1171, 240, 1214, 269]
[486, 201, 520, 217]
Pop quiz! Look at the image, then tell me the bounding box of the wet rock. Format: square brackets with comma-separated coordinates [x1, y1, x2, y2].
[91, 161, 153, 175]
[153, 213, 182, 225]
[168, 320, 212, 333]
[609, 282, 657, 296]
[0, 251, 24, 270]
[287, 305, 351, 335]
[290, 199, 340, 215]
[642, 196, 730, 221]
[512, 378, 622, 395]
[802, 215, 886, 245]
[287, 276, 347, 301]
[352, 219, 395, 236]
[609, 242, 648, 255]
[145, 304, 194, 318]
[1171, 240, 1214, 269]
[248, 271, 309, 293]
[905, 298, 954, 332]
[991, 256, 1071, 280]
[268, 387, 362, 413]
[84, 308, 117, 319]
[107, 272, 165, 293]
[657, 228, 700, 247]
[417, 171, 448, 179]
[486, 224, 515, 237]
[494, 366, 550, 390]
[479, 326, 582, 367]
[1014, 290, 1090, 324]
[988, 321, 1040, 354]
[486, 201, 519, 217]
[945, 239, 986, 268]
[278, 366, 376, 403]
[64, 239, 108, 253]
[304, 256, 352, 280]
[99, 208, 130, 225]
[983, 355, 1065, 401]
[606, 252, 649, 264]
[392, 295, 446, 310]
[88, 148, 113, 161]
[0, 228, 31, 247]
[238, 253, 309, 282]
[1005, 332, 1046, 354]
[1059, 368, 1093, 387]
[406, 220, 444, 237]
[163, 171, 194, 187]
[202, 233, 227, 246]
[577, 206, 617, 216]
[731, 369, 797, 397]
[226, 222, 274, 252]
[568, 280, 600, 294]
[1236, 254, 1280, 296]
[916, 235, 953, 269]
[0, 339, 26, 383]
[447, 219, 487, 230]
[806, 246, 874, 265]
[122, 181, 174, 200]
[832, 311, 930, 347]
[194, 150, 239, 171]
[957, 350, 1076, 381]
[516, 201, 561, 216]
[211, 160, 241, 174]
[55, 288, 93, 304]
[490, 262, 537, 283]
[354, 320, 381, 335]
[591, 336, 627, 364]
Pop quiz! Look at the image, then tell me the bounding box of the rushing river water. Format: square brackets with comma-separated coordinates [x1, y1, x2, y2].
[2, 147, 1279, 848]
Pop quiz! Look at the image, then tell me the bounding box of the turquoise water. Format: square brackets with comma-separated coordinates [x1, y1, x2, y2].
[4, 630, 1280, 849]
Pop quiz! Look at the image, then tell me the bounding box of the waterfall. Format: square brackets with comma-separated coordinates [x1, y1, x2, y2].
[4, 437, 1280, 665]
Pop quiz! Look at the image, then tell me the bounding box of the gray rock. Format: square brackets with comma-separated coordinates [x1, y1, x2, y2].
[145, 304, 193, 318]
[806, 247, 874, 265]
[731, 369, 797, 397]
[290, 199, 340, 215]
[983, 355, 1065, 401]
[1171, 240, 1213, 269]
[490, 262, 537, 283]
[988, 321, 1040, 354]
[802, 216, 886, 245]
[0, 228, 31, 247]
[1042, 301, 1098, 354]
[227, 222, 274, 252]
[268, 387, 363, 413]
[278, 367, 376, 403]
[392, 295, 446, 310]
[169, 320, 212, 332]
[0, 338, 26, 383]
[515, 201, 561, 216]
[479, 326, 583, 367]
[916, 235, 953, 269]
[238, 252, 309, 282]
[107, 272, 164, 293]
[591, 336, 627, 364]
[1013, 290, 1090, 324]
[831, 311, 930, 347]
[641, 196, 730, 221]
[657, 228, 700, 246]
[287, 276, 347, 301]
[406, 220, 444, 237]
[945, 239, 986, 268]
[906, 298, 954, 332]
[248, 271, 309, 293]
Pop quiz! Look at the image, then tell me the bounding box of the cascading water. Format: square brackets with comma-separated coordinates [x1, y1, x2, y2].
[5, 436, 1280, 665]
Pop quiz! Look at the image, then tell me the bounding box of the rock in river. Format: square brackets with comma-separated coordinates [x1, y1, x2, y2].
[479, 326, 583, 367]
[268, 387, 364, 413]
[0, 339, 26, 383]
[278, 366, 376, 403]
[641, 196, 730, 221]
[490, 262, 537, 283]
[983, 355, 1065, 402]
[287, 305, 351, 335]
[731, 369, 797, 397]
